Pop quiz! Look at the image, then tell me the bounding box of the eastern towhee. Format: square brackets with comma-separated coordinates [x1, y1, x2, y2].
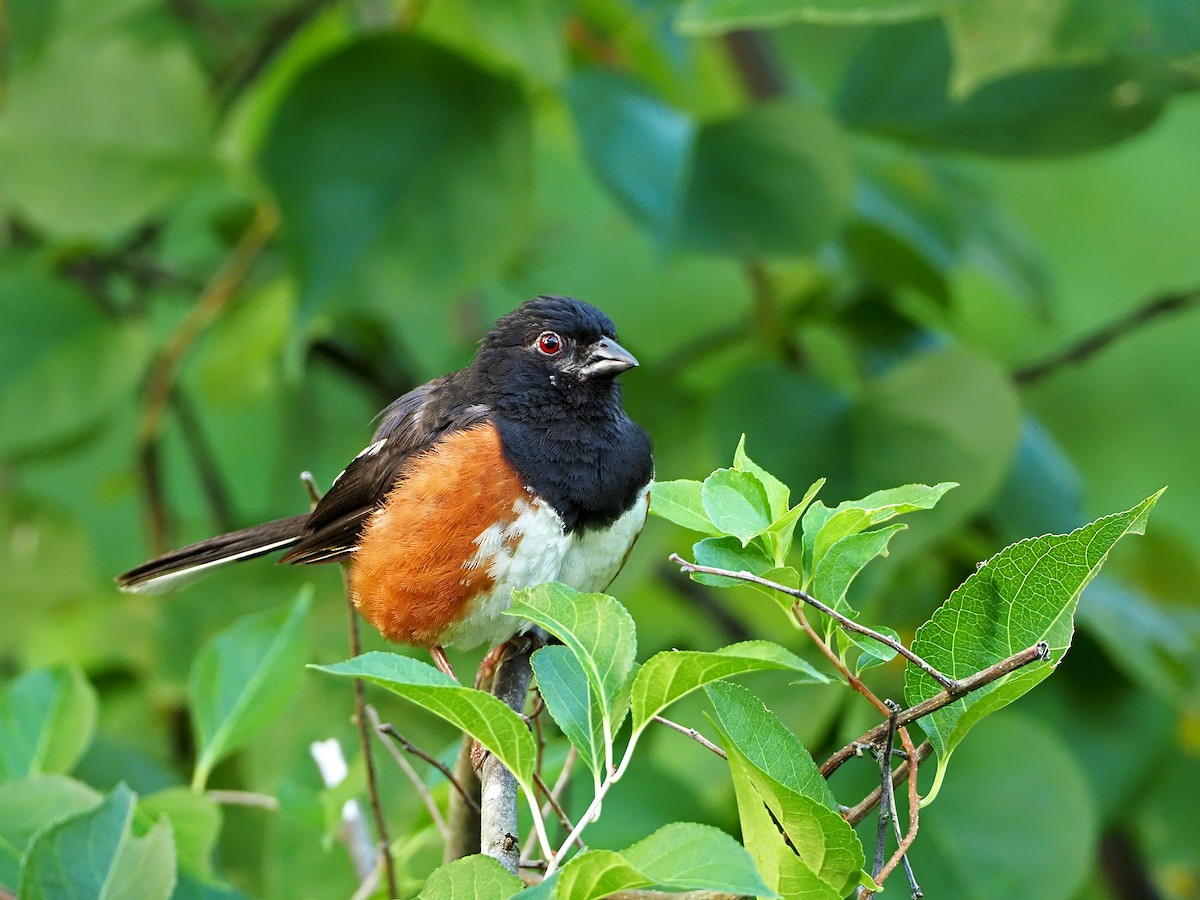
[118, 296, 654, 678]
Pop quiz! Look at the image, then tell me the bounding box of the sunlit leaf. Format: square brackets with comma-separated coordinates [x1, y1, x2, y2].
[622, 822, 772, 895]
[418, 854, 523, 899]
[649, 480, 721, 535]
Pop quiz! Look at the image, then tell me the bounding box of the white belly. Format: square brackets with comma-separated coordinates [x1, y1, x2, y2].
[439, 486, 650, 649]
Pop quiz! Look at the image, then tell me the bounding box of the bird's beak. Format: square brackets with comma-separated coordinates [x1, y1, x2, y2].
[579, 336, 639, 379]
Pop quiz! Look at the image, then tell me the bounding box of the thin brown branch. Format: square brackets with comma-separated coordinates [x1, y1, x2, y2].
[533, 771, 582, 849]
[793, 605, 891, 717]
[1014, 288, 1200, 384]
[446, 735, 483, 862]
[377, 720, 480, 815]
[844, 742, 934, 827]
[136, 204, 277, 553]
[367, 705, 450, 841]
[669, 555, 959, 692]
[652, 716, 727, 759]
[170, 388, 235, 532]
[822, 642, 1049, 778]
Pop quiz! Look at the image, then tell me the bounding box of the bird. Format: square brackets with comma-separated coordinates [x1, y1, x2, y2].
[117, 296, 654, 680]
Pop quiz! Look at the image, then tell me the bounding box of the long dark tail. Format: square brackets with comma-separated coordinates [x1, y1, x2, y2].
[116, 514, 310, 594]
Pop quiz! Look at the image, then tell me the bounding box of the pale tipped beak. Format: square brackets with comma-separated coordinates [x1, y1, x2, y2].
[579, 336, 639, 379]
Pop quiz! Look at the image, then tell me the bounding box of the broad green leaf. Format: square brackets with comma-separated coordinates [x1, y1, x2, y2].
[905, 492, 1162, 800]
[418, 854, 523, 899]
[707, 685, 862, 895]
[0, 666, 97, 781]
[649, 480, 721, 535]
[507, 584, 636, 734]
[189, 590, 312, 789]
[734, 435, 789, 519]
[848, 623, 901, 675]
[630, 641, 829, 736]
[676, 0, 965, 33]
[702, 468, 773, 545]
[691, 536, 774, 588]
[622, 822, 773, 896]
[803, 482, 956, 577]
[570, 73, 852, 256]
[837, 20, 1173, 157]
[311, 653, 536, 788]
[259, 35, 531, 318]
[0, 35, 212, 238]
[812, 524, 907, 624]
[136, 789, 220, 879]
[531, 645, 603, 775]
[770, 477, 826, 563]
[910, 714, 1096, 899]
[0, 775, 100, 889]
[555, 849, 649, 900]
[706, 683, 836, 810]
[852, 347, 1017, 549]
[20, 783, 176, 900]
[945, 0, 1200, 97]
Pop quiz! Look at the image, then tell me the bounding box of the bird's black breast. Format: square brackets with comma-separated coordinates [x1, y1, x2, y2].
[496, 416, 653, 533]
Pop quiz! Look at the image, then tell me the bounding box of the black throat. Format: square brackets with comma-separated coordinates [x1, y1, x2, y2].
[494, 401, 653, 534]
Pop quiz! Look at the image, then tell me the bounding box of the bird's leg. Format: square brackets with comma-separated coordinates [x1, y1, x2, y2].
[474, 642, 511, 689]
[430, 645, 458, 682]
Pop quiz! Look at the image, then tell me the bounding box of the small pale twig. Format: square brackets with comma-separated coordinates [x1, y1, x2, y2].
[206, 789, 280, 811]
[652, 716, 727, 759]
[376, 718, 480, 815]
[366, 705, 450, 841]
[821, 642, 1050, 777]
[871, 703, 901, 882]
[669, 555, 958, 692]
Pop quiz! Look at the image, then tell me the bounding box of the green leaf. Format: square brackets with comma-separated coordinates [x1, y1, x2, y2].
[733, 435, 789, 520]
[531, 645, 603, 775]
[630, 640, 829, 737]
[676, 0, 965, 33]
[0, 775, 100, 889]
[136, 788, 220, 879]
[707, 684, 862, 895]
[418, 854, 523, 899]
[507, 584, 637, 736]
[20, 783, 176, 900]
[556, 849, 650, 900]
[311, 653, 536, 788]
[905, 491, 1162, 800]
[649, 480, 720, 535]
[622, 822, 773, 895]
[0, 666, 97, 781]
[258, 35, 531, 317]
[812, 524, 907, 621]
[910, 714, 1096, 899]
[691, 535, 774, 588]
[189, 589, 312, 790]
[769, 477, 826, 563]
[803, 482, 956, 577]
[837, 19, 1173, 157]
[702, 469, 773, 545]
[848, 623, 901, 675]
[569, 74, 852, 256]
[0, 35, 212, 238]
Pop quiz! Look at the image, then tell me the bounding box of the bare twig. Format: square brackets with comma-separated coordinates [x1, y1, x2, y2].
[376, 719, 480, 815]
[136, 204, 277, 553]
[522, 746, 579, 862]
[170, 388, 235, 532]
[446, 736, 482, 861]
[871, 704, 901, 882]
[1015, 288, 1200, 384]
[206, 789, 280, 810]
[670, 555, 959, 692]
[844, 742, 934, 827]
[533, 771, 582, 849]
[366, 705, 450, 841]
[653, 716, 727, 759]
[821, 642, 1050, 777]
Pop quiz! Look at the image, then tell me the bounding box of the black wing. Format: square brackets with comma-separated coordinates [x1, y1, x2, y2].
[279, 374, 490, 565]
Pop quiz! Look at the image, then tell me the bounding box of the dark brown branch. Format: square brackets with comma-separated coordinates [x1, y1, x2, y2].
[872, 704, 901, 881]
[1014, 288, 1200, 384]
[170, 388, 235, 532]
[844, 742, 934, 828]
[669, 555, 959, 692]
[377, 721, 480, 815]
[722, 31, 788, 100]
[822, 642, 1050, 777]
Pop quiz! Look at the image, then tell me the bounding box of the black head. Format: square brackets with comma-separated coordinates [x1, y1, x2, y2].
[469, 296, 638, 422]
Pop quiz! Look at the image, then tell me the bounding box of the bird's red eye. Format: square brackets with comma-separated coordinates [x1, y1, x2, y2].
[537, 332, 563, 355]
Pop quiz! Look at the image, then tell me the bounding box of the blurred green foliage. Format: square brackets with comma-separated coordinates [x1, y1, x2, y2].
[2, 0, 1199, 896]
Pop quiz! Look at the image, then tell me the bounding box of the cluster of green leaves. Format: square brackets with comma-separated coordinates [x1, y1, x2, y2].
[3, 0, 1200, 896]
[0, 592, 311, 897]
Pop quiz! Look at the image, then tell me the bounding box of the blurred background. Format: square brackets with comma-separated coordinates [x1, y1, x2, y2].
[2, 0, 1199, 897]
